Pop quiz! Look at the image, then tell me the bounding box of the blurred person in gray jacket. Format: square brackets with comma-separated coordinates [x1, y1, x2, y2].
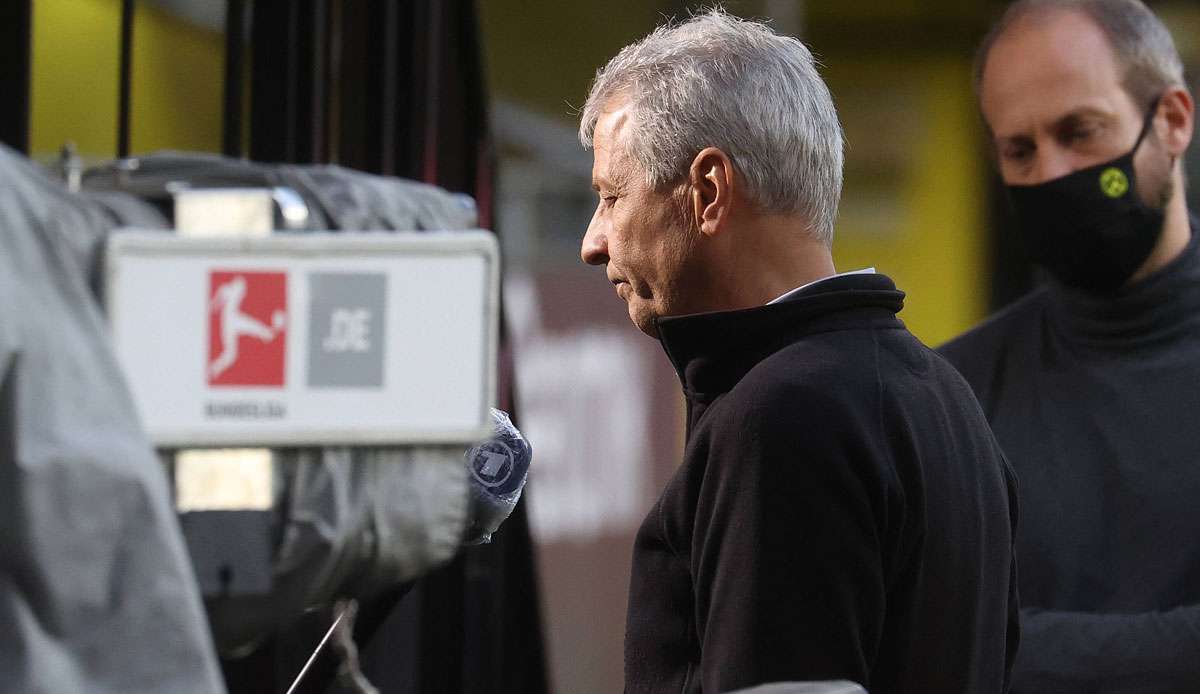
[0, 143, 225, 692]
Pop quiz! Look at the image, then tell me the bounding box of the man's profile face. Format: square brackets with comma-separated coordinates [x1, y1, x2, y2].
[580, 100, 702, 337]
[981, 9, 1167, 199]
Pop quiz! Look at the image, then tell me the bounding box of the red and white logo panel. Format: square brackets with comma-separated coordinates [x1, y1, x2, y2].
[207, 270, 287, 387]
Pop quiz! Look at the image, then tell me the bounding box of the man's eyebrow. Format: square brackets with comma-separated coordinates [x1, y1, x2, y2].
[996, 132, 1032, 145]
[1053, 107, 1111, 128]
[592, 173, 621, 191]
[995, 107, 1114, 145]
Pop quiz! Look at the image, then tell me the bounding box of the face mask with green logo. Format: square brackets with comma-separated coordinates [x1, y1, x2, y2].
[1005, 99, 1166, 293]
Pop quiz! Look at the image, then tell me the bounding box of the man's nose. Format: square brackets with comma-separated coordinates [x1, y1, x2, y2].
[580, 221, 609, 266]
[1029, 146, 1075, 185]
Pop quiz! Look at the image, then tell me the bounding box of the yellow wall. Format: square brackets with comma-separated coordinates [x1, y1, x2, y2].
[30, 0, 224, 159]
[480, 1, 672, 120]
[828, 57, 988, 346]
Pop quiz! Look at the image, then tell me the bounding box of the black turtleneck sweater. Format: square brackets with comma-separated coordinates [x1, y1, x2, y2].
[940, 226, 1200, 693]
[625, 273, 1019, 694]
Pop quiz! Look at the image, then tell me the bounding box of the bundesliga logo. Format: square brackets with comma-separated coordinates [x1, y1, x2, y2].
[207, 271, 288, 387]
[205, 269, 387, 390]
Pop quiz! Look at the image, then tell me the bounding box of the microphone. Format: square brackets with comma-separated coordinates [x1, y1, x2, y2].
[462, 409, 532, 544]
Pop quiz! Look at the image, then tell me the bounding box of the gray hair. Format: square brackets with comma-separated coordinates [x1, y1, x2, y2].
[975, 0, 1186, 109]
[579, 8, 844, 245]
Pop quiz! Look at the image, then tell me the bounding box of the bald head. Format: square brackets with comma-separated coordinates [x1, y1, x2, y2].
[976, 0, 1184, 115]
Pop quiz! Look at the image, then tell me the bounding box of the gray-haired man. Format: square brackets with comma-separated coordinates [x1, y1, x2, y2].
[940, 0, 1200, 691]
[579, 10, 1019, 693]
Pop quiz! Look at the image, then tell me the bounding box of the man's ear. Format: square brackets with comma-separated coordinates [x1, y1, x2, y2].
[688, 147, 735, 238]
[1158, 86, 1194, 157]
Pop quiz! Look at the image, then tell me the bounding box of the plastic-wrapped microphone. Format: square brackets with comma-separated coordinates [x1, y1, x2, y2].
[462, 409, 532, 545]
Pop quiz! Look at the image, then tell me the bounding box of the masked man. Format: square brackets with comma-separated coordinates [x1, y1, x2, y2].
[940, 1, 1198, 691]
[581, 10, 1019, 693]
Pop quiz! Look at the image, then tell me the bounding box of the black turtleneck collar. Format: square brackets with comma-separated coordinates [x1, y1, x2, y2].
[1046, 216, 1200, 351]
[653, 273, 906, 400]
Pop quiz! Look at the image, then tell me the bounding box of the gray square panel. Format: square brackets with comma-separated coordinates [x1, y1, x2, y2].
[307, 272, 387, 387]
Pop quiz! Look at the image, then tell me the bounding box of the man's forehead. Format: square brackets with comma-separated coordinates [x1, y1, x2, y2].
[593, 100, 633, 154]
[591, 99, 635, 184]
[980, 8, 1128, 135]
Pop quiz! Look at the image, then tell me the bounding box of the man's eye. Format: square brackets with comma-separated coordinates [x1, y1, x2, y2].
[1003, 146, 1032, 163]
[1066, 126, 1096, 143]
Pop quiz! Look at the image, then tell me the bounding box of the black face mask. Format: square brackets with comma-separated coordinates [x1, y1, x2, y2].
[1006, 101, 1166, 293]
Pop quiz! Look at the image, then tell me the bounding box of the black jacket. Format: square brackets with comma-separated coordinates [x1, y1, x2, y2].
[940, 225, 1200, 693]
[625, 273, 1020, 693]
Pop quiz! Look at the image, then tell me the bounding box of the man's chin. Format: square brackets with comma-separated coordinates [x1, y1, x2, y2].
[629, 305, 660, 338]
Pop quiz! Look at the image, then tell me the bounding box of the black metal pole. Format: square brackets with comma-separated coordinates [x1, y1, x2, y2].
[378, 0, 398, 175]
[223, 0, 245, 157]
[118, 0, 134, 157]
[309, 0, 328, 163]
[421, 0, 443, 183]
[0, 0, 31, 154]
